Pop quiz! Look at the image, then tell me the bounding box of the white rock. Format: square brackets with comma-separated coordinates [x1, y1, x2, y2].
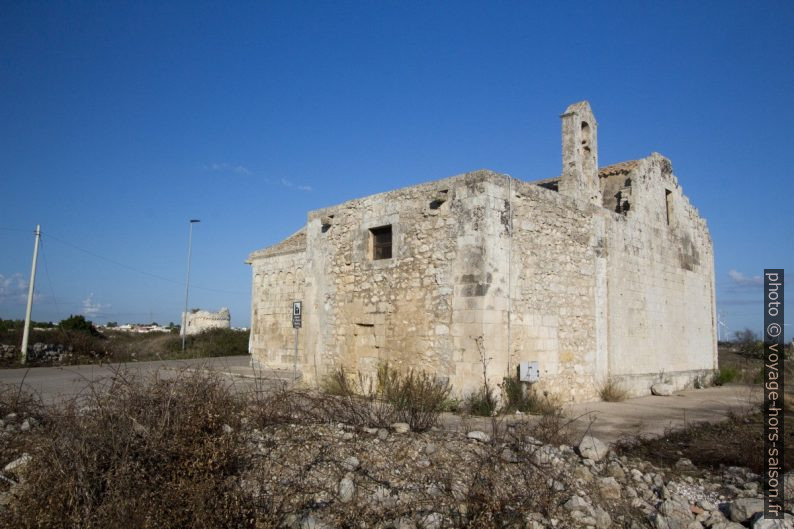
[651, 514, 670, 529]
[652, 383, 675, 396]
[419, 512, 443, 529]
[301, 514, 333, 529]
[372, 486, 396, 507]
[573, 464, 594, 482]
[578, 435, 608, 461]
[593, 506, 612, 529]
[500, 448, 518, 463]
[466, 430, 490, 443]
[751, 512, 794, 529]
[4, 453, 31, 474]
[391, 422, 410, 434]
[697, 499, 717, 512]
[729, 498, 765, 523]
[530, 445, 556, 467]
[564, 494, 593, 514]
[341, 456, 359, 471]
[598, 476, 622, 499]
[338, 474, 355, 503]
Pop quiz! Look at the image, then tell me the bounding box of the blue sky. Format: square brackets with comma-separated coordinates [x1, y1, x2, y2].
[0, 1, 791, 340]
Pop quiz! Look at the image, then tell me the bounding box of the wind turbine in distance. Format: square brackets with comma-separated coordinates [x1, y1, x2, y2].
[717, 311, 727, 342]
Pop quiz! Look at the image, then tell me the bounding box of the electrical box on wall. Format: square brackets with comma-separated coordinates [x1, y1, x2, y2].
[519, 361, 540, 383]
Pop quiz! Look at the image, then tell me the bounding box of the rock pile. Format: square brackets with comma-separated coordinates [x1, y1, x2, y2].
[2, 407, 790, 528]
[240, 420, 791, 529]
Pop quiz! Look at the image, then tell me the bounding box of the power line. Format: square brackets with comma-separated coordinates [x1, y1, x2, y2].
[41, 231, 247, 295]
[39, 238, 64, 322]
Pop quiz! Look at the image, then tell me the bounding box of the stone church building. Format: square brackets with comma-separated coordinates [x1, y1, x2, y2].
[247, 102, 717, 402]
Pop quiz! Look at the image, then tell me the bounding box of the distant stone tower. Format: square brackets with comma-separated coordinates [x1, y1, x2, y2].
[559, 101, 600, 205]
[182, 307, 231, 336]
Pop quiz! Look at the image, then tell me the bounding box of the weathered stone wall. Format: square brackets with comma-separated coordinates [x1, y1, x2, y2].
[182, 308, 231, 336]
[302, 171, 510, 393]
[506, 180, 603, 402]
[601, 154, 717, 395]
[249, 230, 306, 368]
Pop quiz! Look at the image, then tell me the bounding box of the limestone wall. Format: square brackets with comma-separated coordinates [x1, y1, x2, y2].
[602, 154, 717, 395]
[506, 180, 603, 402]
[249, 230, 306, 368]
[301, 171, 510, 393]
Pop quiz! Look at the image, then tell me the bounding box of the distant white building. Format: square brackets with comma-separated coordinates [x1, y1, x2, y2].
[182, 308, 231, 336]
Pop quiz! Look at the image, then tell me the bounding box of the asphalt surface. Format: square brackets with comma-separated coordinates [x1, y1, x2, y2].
[0, 355, 291, 403]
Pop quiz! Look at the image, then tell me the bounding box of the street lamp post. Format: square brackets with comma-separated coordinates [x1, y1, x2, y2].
[182, 219, 200, 353]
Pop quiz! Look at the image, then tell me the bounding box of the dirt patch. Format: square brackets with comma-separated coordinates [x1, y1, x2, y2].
[616, 410, 794, 475]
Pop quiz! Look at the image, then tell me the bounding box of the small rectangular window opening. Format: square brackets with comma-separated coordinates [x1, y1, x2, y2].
[665, 189, 672, 225]
[370, 225, 392, 260]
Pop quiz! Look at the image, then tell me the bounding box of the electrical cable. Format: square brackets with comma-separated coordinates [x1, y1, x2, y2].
[41, 231, 247, 295]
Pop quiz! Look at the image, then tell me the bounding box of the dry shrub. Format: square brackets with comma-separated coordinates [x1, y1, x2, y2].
[447, 443, 563, 528]
[3, 370, 254, 529]
[250, 384, 397, 430]
[464, 384, 499, 417]
[501, 377, 562, 415]
[165, 328, 250, 358]
[321, 366, 359, 396]
[598, 376, 629, 402]
[511, 409, 576, 448]
[0, 384, 45, 478]
[713, 365, 740, 386]
[377, 364, 452, 431]
[315, 364, 451, 431]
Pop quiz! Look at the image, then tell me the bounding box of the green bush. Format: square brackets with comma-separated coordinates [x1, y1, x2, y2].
[166, 328, 249, 357]
[465, 384, 498, 417]
[502, 376, 531, 412]
[501, 376, 562, 414]
[59, 314, 99, 336]
[714, 366, 740, 386]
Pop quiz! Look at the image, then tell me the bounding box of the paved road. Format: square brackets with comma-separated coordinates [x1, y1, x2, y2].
[0, 355, 292, 404]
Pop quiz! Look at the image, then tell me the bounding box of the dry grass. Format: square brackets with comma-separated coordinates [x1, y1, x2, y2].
[2, 370, 254, 529]
[616, 408, 794, 475]
[598, 376, 629, 402]
[376, 364, 452, 431]
[318, 364, 452, 431]
[0, 368, 659, 528]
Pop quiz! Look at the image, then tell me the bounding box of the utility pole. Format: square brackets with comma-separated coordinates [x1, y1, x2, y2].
[181, 219, 200, 353]
[20, 225, 41, 364]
